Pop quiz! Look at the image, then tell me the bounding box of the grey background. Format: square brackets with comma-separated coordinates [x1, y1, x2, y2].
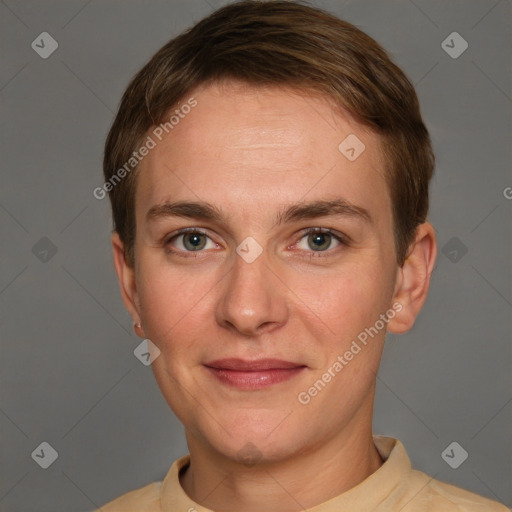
[0, 0, 511, 510]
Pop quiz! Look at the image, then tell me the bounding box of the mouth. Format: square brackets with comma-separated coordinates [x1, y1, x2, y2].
[203, 358, 307, 390]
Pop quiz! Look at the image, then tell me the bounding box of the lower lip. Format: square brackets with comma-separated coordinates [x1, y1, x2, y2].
[205, 366, 306, 390]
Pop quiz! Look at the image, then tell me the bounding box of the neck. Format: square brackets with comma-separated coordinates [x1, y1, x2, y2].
[179, 400, 383, 511]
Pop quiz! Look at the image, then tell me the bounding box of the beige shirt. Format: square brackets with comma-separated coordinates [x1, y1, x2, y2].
[97, 436, 509, 511]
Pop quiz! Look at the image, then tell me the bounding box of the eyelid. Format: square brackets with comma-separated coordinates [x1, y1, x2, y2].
[165, 226, 210, 241]
[299, 226, 349, 242]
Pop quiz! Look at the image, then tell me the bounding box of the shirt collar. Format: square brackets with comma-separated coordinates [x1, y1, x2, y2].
[160, 436, 411, 511]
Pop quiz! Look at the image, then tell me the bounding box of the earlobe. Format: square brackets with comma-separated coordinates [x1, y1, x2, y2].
[111, 232, 142, 328]
[387, 223, 437, 334]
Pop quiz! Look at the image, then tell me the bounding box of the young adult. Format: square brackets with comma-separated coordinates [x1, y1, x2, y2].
[97, 2, 508, 510]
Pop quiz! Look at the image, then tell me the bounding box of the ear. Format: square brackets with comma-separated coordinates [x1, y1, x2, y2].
[387, 222, 437, 334]
[111, 232, 142, 331]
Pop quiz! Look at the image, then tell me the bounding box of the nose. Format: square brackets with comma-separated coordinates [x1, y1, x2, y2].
[215, 247, 289, 337]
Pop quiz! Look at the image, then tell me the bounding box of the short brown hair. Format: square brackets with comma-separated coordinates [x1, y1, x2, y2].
[103, 0, 434, 266]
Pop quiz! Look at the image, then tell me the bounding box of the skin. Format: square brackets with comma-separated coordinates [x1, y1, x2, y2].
[112, 81, 437, 511]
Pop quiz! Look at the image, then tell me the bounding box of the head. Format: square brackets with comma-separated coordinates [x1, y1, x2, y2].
[105, 1, 436, 464]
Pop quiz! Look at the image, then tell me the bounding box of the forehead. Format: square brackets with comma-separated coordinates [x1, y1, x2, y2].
[135, 81, 390, 227]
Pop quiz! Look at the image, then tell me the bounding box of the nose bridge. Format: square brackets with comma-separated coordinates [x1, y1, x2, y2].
[215, 245, 286, 335]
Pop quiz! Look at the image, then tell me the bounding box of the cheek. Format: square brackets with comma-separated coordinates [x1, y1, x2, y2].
[136, 262, 217, 349]
[293, 259, 392, 340]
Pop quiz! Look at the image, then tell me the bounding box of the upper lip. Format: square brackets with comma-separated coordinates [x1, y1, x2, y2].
[204, 358, 304, 371]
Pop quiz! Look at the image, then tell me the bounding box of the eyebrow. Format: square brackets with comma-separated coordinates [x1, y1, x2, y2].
[146, 198, 372, 227]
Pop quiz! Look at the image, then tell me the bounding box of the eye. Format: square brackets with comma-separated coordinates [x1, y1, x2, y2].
[295, 228, 345, 253]
[165, 228, 218, 253]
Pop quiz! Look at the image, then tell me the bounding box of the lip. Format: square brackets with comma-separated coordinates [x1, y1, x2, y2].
[204, 358, 306, 390]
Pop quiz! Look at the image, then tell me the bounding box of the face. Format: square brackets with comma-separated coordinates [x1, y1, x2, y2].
[117, 81, 406, 463]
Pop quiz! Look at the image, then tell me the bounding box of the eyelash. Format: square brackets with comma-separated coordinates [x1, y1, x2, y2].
[163, 227, 349, 258]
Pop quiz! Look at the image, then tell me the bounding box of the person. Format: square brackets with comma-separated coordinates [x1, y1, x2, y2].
[97, 1, 509, 510]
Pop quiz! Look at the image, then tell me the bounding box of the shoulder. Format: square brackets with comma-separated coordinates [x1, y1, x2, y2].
[403, 469, 510, 512]
[96, 481, 161, 512]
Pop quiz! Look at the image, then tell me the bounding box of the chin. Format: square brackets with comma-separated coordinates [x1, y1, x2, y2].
[194, 410, 311, 464]
[215, 433, 304, 466]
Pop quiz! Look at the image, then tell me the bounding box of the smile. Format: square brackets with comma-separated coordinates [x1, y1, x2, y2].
[203, 358, 307, 390]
